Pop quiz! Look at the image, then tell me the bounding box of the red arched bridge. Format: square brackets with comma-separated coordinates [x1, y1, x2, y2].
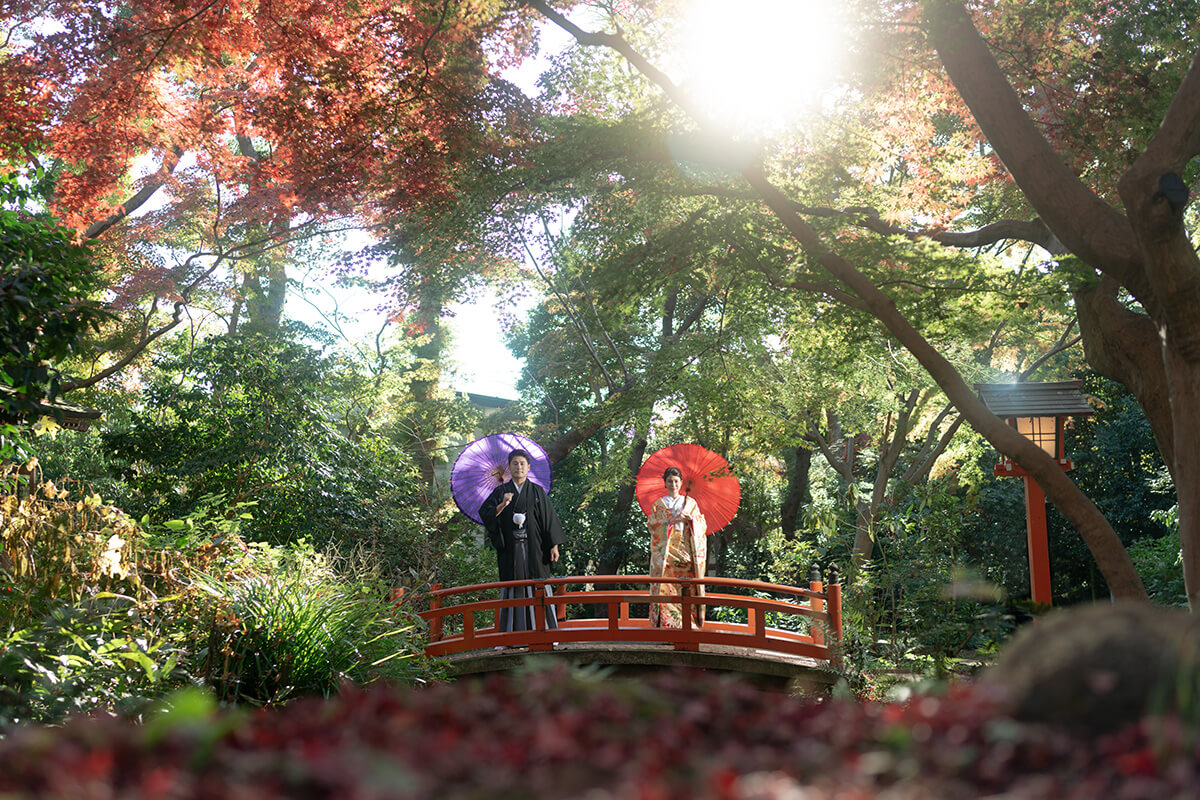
[417, 571, 843, 688]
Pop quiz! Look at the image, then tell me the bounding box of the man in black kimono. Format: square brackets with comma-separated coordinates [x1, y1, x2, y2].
[479, 448, 566, 632]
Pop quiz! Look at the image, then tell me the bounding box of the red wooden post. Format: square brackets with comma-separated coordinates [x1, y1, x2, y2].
[809, 564, 825, 646]
[530, 586, 552, 651]
[676, 582, 699, 651]
[1023, 476, 1053, 607]
[429, 583, 443, 643]
[827, 567, 843, 668]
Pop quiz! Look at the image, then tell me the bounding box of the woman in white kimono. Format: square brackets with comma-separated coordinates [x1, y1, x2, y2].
[646, 466, 708, 628]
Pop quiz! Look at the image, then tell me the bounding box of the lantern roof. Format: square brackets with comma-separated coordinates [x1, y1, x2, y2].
[974, 381, 1095, 418]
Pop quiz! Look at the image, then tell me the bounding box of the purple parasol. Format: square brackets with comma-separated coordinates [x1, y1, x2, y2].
[450, 433, 553, 525]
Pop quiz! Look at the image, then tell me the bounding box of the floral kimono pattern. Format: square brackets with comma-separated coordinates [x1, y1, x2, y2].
[647, 495, 708, 628]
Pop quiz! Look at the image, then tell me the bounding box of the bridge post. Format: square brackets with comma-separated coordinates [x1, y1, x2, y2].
[827, 565, 843, 668]
[390, 575, 412, 611]
[675, 582, 699, 651]
[809, 564, 825, 647]
[429, 583, 443, 643]
[530, 586, 552, 652]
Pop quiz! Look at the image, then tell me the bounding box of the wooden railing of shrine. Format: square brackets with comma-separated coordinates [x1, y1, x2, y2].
[418, 569, 843, 667]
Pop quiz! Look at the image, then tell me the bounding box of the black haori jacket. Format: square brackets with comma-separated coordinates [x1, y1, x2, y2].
[479, 480, 567, 581]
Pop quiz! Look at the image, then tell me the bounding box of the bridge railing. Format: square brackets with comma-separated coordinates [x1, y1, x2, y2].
[419, 572, 843, 667]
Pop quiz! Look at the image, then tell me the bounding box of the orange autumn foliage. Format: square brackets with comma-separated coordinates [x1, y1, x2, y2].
[0, 0, 545, 233]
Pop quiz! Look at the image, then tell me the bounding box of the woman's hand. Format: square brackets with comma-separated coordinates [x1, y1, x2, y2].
[495, 492, 514, 515]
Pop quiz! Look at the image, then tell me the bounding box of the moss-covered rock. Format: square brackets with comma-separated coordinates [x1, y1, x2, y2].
[980, 602, 1200, 735]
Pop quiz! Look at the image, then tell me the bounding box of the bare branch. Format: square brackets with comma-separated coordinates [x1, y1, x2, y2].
[83, 146, 185, 240]
[61, 251, 228, 391]
[575, 274, 632, 388]
[1019, 325, 1082, 381]
[669, 292, 709, 340]
[520, 227, 619, 392]
[900, 401, 963, 487]
[794, 203, 1067, 254]
[804, 422, 853, 483]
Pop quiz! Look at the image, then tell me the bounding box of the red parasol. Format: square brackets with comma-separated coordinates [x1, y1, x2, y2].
[635, 443, 740, 534]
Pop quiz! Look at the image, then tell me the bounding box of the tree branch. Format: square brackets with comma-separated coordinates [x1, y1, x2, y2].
[520, 227, 620, 393]
[61, 251, 227, 391]
[923, 1, 1147, 304]
[900, 401, 962, 487]
[83, 146, 184, 240]
[1019, 324, 1081, 381]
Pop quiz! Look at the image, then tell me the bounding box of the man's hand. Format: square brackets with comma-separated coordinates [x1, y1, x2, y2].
[496, 492, 514, 515]
[550, 545, 560, 563]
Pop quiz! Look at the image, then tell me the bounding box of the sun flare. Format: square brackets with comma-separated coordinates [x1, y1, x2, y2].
[674, 0, 847, 136]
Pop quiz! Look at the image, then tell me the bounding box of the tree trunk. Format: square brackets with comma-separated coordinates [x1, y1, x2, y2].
[780, 446, 811, 539]
[743, 168, 1147, 601]
[595, 419, 649, 577]
[1163, 346, 1200, 608]
[545, 392, 629, 465]
[1075, 281, 1175, 478]
[852, 503, 877, 568]
[1118, 153, 1200, 610]
[242, 256, 287, 334]
[408, 282, 448, 494]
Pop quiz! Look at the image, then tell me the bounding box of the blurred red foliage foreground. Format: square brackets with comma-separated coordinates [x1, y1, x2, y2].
[1, 665, 1198, 800]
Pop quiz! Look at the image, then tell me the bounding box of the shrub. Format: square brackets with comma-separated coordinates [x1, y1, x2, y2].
[1127, 524, 1187, 607]
[1, 473, 436, 727]
[0, 469, 208, 729]
[0, 597, 186, 729]
[1, 467, 142, 620]
[192, 541, 438, 705]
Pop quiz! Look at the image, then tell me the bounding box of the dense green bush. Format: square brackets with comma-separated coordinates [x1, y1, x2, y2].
[97, 333, 423, 550]
[1127, 506, 1186, 607]
[0, 172, 110, 459]
[0, 597, 186, 729]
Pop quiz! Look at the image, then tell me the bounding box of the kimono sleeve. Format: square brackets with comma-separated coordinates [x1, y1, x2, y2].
[687, 497, 708, 538]
[537, 487, 567, 551]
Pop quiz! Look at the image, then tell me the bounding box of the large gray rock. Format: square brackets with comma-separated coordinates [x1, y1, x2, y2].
[979, 602, 1200, 736]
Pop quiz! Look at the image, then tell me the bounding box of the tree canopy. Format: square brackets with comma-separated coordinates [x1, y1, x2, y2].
[7, 0, 1200, 618]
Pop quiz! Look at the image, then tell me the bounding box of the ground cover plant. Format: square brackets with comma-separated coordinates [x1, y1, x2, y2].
[0, 664, 1196, 799]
